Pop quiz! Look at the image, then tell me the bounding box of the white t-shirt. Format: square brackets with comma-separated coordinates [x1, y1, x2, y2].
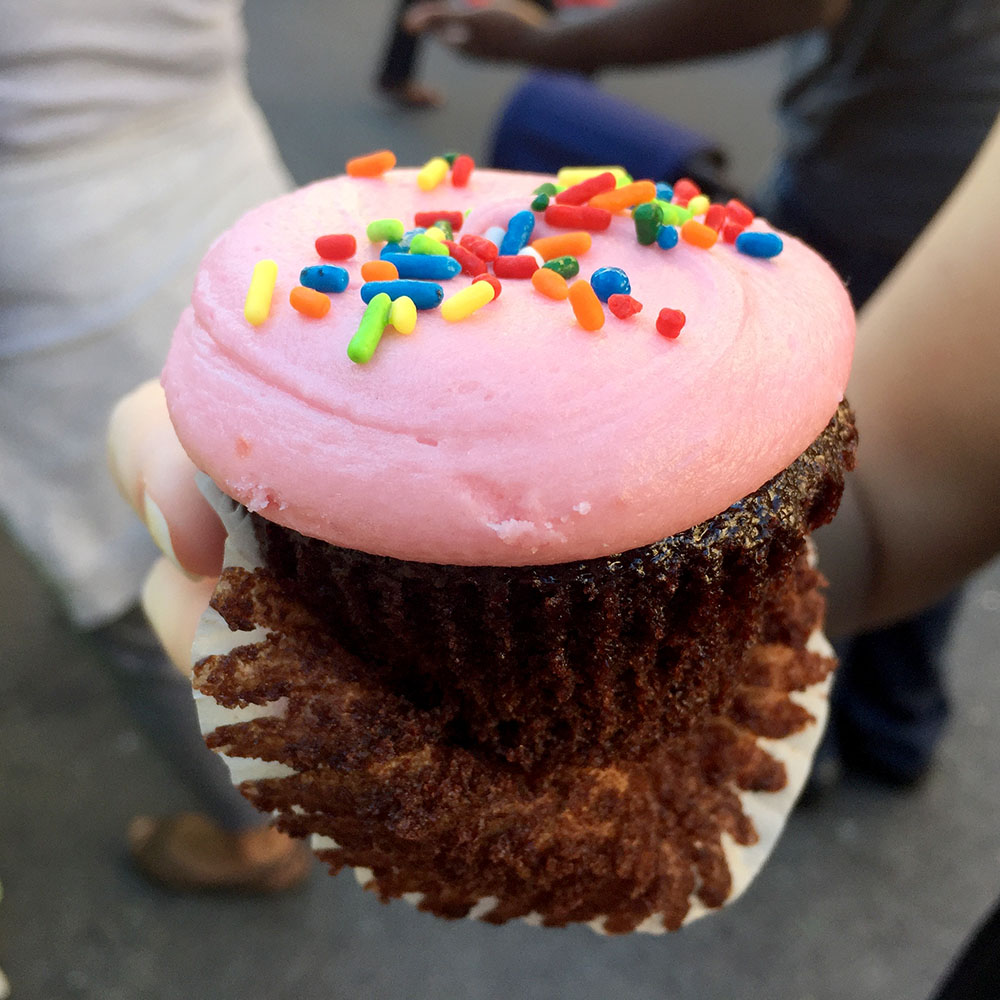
[0, 0, 291, 625]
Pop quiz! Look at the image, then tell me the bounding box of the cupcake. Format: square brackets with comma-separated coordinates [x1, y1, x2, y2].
[162, 158, 856, 932]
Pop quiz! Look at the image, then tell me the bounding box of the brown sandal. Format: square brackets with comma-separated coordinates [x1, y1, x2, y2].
[127, 813, 313, 893]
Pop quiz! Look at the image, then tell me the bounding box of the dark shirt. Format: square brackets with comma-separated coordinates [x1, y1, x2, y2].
[776, 0, 1000, 261]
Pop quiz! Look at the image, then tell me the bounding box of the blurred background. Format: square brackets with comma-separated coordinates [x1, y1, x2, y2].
[2, 2, 1000, 998]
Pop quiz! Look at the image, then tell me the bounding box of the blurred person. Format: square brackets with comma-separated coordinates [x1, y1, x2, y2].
[108, 107, 1000, 997]
[0, 0, 312, 890]
[403, 0, 1000, 790]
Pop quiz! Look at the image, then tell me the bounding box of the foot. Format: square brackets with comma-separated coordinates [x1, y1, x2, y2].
[127, 813, 313, 893]
[378, 80, 446, 110]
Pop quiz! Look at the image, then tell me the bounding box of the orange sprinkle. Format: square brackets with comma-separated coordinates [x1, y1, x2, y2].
[530, 231, 592, 261]
[346, 149, 397, 177]
[588, 180, 657, 213]
[568, 280, 604, 331]
[361, 259, 399, 282]
[289, 285, 331, 318]
[681, 219, 719, 249]
[531, 267, 569, 300]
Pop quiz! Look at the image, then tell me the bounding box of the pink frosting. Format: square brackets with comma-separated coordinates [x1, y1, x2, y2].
[162, 168, 854, 565]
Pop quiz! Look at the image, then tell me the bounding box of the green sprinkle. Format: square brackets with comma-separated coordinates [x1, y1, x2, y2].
[632, 202, 664, 245]
[654, 201, 692, 226]
[408, 233, 449, 256]
[533, 182, 559, 196]
[656, 200, 677, 225]
[542, 255, 579, 278]
[366, 218, 404, 243]
[433, 219, 454, 240]
[531, 193, 550, 212]
[441, 152, 459, 166]
[348, 293, 391, 364]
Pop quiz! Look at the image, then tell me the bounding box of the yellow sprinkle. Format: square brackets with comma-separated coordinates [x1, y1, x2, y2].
[389, 296, 417, 335]
[441, 280, 495, 321]
[417, 156, 449, 191]
[244, 259, 278, 326]
[423, 226, 447, 242]
[687, 194, 710, 216]
[557, 166, 631, 188]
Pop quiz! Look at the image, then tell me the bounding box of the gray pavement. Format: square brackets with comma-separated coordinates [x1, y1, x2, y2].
[3, 4, 1000, 998]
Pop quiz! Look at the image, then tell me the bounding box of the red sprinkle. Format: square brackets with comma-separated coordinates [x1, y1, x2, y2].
[726, 198, 755, 227]
[493, 254, 539, 278]
[656, 308, 686, 339]
[415, 210, 464, 232]
[672, 177, 701, 206]
[444, 239, 488, 276]
[721, 221, 746, 244]
[472, 273, 502, 298]
[451, 153, 475, 187]
[315, 233, 357, 260]
[608, 293, 643, 319]
[704, 204, 727, 232]
[460, 234, 499, 262]
[544, 203, 613, 231]
[555, 171, 617, 205]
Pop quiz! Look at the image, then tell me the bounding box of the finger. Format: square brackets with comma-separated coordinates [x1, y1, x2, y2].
[108, 380, 226, 578]
[142, 557, 218, 676]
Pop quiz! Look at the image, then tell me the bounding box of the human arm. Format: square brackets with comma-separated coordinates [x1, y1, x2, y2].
[820, 112, 1000, 636]
[403, 0, 850, 72]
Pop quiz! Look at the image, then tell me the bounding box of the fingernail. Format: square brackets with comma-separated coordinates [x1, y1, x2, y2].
[143, 491, 199, 579]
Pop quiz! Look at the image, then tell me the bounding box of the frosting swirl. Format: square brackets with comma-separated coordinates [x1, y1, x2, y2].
[163, 168, 854, 565]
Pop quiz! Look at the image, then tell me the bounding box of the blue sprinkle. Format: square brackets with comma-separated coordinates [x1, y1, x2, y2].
[300, 264, 349, 293]
[360, 280, 444, 310]
[498, 210, 535, 256]
[380, 242, 404, 258]
[381, 253, 462, 280]
[656, 225, 679, 251]
[656, 182, 674, 201]
[589, 266, 630, 302]
[735, 231, 783, 259]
